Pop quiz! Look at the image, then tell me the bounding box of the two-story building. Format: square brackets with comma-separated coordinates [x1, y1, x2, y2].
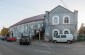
[9, 5, 78, 40]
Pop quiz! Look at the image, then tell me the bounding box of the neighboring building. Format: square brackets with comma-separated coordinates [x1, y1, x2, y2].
[9, 14, 45, 39]
[9, 5, 78, 40]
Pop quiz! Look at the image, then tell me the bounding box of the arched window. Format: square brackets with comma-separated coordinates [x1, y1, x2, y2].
[52, 29, 59, 37]
[63, 15, 70, 24]
[54, 31, 58, 37]
[52, 16, 59, 25]
[63, 29, 70, 34]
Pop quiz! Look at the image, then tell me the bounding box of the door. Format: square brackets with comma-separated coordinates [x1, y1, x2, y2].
[60, 35, 66, 42]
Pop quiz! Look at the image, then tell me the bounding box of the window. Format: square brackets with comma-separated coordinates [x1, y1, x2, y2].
[61, 35, 66, 38]
[24, 24, 28, 31]
[31, 25, 33, 29]
[52, 29, 60, 37]
[52, 16, 59, 25]
[38, 24, 41, 29]
[63, 15, 70, 24]
[64, 17, 69, 23]
[56, 35, 60, 38]
[21, 24, 24, 33]
[42, 24, 43, 27]
[63, 29, 70, 34]
[64, 31, 69, 34]
[54, 31, 58, 37]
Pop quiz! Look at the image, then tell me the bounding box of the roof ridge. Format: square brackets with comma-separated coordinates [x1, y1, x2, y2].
[9, 14, 44, 28]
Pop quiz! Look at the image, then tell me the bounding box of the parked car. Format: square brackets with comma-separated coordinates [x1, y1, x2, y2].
[52, 34, 73, 43]
[7, 37, 16, 42]
[0, 37, 7, 40]
[19, 36, 31, 45]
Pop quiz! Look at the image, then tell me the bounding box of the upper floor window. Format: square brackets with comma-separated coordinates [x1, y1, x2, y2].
[63, 15, 70, 24]
[52, 16, 59, 25]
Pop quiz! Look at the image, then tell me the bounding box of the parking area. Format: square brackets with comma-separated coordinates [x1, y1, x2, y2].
[0, 39, 85, 55]
[6, 39, 85, 49]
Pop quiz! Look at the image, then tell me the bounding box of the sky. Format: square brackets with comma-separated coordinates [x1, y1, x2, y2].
[0, 0, 85, 30]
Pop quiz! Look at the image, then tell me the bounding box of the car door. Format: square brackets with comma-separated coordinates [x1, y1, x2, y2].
[60, 35, 66, 42]
[55, 35, 61, 42]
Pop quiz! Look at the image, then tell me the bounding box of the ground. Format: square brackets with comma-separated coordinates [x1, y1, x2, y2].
[0, 40, 85, 55]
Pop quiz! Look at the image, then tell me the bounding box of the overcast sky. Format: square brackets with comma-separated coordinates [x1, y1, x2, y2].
[0, 0, 85, 30]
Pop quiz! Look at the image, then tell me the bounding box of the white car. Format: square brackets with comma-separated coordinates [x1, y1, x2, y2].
[52, 34, 73, 43]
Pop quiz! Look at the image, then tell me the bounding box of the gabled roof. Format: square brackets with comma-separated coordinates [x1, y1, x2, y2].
[49, 5, 74, 13]
[10, 14, 45, 28]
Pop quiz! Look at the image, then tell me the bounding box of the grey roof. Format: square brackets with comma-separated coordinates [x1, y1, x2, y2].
[50, 5, 74, 14]
[10, 14, 45, 28]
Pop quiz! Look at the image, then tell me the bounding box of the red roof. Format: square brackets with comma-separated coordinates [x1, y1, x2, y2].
[10, 14, 45, 28]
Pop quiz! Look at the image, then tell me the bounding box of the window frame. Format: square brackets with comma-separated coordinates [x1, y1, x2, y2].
[63, 29, 70, 34]
[61, 35, 66, 38]
[56, 35, 60, 38]
[63, 15, 70, 24]
[52, 16, 59, 25]
[52, 29, 60, 37]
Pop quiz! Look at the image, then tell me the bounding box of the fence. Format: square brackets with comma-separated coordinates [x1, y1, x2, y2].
[77, 35, 85, 41]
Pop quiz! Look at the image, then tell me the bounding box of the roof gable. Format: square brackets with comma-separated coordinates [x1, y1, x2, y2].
[50, 5, 74, 13]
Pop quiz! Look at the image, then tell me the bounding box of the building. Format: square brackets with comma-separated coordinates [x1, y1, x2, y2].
[9, 5, 78, 40]
[9, 14, 45, 39]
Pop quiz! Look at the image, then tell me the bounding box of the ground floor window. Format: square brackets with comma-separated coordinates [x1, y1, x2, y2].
[63, 29, 70, 34]
[52, 29, 59, 37]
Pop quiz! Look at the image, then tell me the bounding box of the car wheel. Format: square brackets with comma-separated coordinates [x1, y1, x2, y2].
[27, 42, 30, 45]
[54, 40, 57, 43]
[67, 40, 71, 44]
[20, 42, 22, 45]
[11, 40, 13, 42]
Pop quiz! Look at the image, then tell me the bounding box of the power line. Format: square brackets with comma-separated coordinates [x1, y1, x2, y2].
[59, 0, 69, 9]
[1, 0, 42, 12]
[0, 7, 27, 14]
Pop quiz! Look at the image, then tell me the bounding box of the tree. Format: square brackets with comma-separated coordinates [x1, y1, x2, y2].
[78, 23, 85, 35]
[0, 31, 1, 35]
[1, 27, 9, 37]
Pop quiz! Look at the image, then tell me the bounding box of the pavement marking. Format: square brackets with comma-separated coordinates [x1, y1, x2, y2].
[34, 49, 51, 53]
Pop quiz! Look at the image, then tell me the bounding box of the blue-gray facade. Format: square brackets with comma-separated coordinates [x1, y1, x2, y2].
[44, 5, 78, 40]
[9, 5, 78, 40]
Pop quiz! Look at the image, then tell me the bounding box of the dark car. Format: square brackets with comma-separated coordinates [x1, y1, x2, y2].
[7, 37, 16, 42]
[19, 36, 31, 45]
[0, 37, 7, 40]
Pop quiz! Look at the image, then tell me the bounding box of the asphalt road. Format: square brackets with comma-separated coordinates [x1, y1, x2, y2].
[0, 40, 85, 55]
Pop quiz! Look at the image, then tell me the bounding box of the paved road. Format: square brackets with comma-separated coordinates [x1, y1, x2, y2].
[0, 40, 85, 55]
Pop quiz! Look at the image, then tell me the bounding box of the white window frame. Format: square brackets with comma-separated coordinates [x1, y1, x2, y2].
[52, 16, 59, 25]
[63, 29, 70, 34]
[52, 29, 60, 37]
[63, 15, 70, 24]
